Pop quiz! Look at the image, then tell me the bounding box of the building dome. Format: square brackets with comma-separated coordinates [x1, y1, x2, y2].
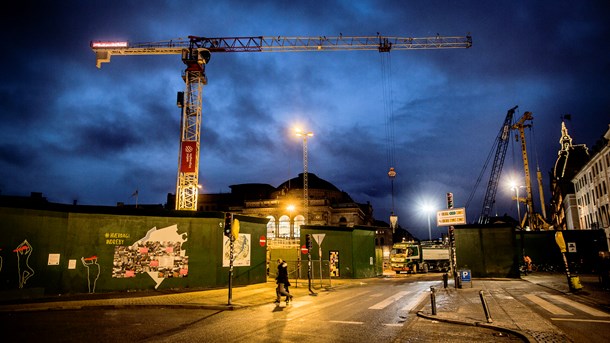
[272, 173, 355, 204]
[275, 173, 340, 192]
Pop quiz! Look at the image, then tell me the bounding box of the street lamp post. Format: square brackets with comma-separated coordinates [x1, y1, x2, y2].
[510, 181, 525, 227]
[423, 204, 434, 241]
[295, 128, 313, 225]
[427, 212, 432, 241]
[287, 204, 295, 238]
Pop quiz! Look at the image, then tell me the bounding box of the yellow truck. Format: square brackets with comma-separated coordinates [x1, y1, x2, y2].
[390, 241, 450, 274]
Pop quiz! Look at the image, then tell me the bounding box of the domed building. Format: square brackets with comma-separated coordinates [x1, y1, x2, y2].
[195, 173, 375, 239]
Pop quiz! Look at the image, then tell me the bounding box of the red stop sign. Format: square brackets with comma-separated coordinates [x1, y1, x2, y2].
[301, 245, 309, 254]
[259, 235, 266, 247]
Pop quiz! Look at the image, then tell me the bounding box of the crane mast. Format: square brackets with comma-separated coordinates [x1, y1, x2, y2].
[512, 111, 536, 229]
[91, 34, 472, 210]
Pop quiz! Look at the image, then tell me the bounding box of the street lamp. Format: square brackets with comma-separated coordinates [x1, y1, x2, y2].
[295, 128, 313, 225]
[422, 204, 434, 241]
[509, 181, 525, 227]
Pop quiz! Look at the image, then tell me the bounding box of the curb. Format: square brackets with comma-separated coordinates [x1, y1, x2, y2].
[416, 311, 535, 343]
[0, 303, 240, 313]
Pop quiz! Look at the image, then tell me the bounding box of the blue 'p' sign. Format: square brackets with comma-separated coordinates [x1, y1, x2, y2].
[460, 270, 471, 282]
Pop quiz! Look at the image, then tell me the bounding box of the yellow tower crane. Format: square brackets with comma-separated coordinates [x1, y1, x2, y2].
[91, 34, 472, 211]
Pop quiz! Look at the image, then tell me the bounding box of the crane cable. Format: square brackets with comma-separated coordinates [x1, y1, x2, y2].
[380, 52, 397, 216]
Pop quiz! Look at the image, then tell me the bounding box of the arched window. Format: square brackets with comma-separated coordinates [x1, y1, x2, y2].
[266, 216, 276, 239]
[294, 215, 305, 238]
[279, 215, 290, 238]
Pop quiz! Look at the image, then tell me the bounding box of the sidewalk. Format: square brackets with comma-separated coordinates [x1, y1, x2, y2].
[416, 273, 610, 342]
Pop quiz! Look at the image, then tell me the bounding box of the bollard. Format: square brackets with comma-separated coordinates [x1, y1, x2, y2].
[442, 273, 448, 288]
[430, 286, 437, 315]
[479, 290, 493, 323]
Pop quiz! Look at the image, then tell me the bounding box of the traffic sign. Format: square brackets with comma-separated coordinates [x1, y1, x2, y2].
[436, 207, 466, 226]
[460, 269, 471, 282]
[301, 245, 309, 254]
[259, 235, 266, 247]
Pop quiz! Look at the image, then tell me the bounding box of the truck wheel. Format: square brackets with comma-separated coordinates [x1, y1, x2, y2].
[395, 271, 400, 274]
[423, 264, 429, 273]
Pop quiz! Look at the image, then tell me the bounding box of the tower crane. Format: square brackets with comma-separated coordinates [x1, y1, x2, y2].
[91, 34, 472, 211]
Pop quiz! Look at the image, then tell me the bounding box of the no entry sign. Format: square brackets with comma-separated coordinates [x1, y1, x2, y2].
[259, 235, 266, 247]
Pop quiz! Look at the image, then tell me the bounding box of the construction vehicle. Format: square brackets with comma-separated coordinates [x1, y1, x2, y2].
[91, 34, 472, 211]
[390, 241, 450, 273]
[512, 111, 551, 230]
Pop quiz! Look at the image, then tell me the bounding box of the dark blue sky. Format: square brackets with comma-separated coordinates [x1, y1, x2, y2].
[1, 1, 609, 240]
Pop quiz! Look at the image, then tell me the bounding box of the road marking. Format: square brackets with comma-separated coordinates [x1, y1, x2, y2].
[382, 323, 404, 327]
[551, 318, 610, 324]
[328, 320, 363, 325]
[523, 294, 572, 316]
[548, 295, 610, 317]
[368, 291, 410, 310]
[400, 290, 429, 312]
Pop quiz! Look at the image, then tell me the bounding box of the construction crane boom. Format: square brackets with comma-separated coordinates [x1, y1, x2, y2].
[92, 35, 472, 67]
[477, 106, 518, 224]
[91, 34, 472, 211]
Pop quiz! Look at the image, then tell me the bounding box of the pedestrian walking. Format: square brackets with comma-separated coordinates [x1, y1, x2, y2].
[275, 258, 293, 304]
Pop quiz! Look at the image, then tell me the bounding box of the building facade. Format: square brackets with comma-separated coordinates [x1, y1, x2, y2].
[573, 125, 610, 230]
[549, 121, 590, 230]
[193, 173, 375, 239]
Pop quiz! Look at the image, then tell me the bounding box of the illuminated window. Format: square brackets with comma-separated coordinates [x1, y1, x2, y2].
[279, 215, 290, 238]
[266, 216, 276, 239]
[294, 215, 305, 237]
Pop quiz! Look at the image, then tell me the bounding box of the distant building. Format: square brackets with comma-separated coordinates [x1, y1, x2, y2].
[169, 173, 377, 238]
[573, 124, 610, 230]
[549, 121, 590, 230]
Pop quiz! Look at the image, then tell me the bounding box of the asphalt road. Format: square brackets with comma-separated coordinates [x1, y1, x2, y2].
[0, 276, 526, 342]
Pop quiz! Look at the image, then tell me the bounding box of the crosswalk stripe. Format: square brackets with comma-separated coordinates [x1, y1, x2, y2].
[368, 291, 410, 310]
[548, 295, 610, 317]
[400, 290, 430, 312]
[329, 320, 363, 325]
[552, 318, 610, 324]
[523, 294, 572, 315]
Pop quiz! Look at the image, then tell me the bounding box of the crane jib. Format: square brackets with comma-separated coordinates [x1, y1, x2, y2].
[91, 35, 472, 54]
[90, 33, 471, 211]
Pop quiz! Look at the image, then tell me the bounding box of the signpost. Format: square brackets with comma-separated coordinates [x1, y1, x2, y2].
[438, 193, 464, 289]
[312, 234, 326, 287]
[555, 232, 582, 291]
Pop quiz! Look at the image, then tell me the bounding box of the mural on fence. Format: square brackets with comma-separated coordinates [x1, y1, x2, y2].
[222, 234, 251, 267]
[14, 240, 34, 288]
[81, 255, 100, 293]
[112, 224, 188, 289]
